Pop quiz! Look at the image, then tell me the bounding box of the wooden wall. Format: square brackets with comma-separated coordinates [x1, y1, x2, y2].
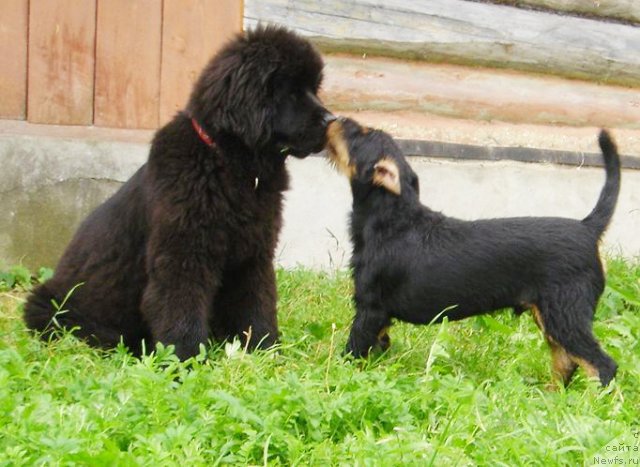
[245, 0, 640, 87]
[0, 0, 243, 129]
[160, 0, 243, 124]
[487, 0, 639, 24]
[5, 0, 639, 128]
[0, 0, 29, 120]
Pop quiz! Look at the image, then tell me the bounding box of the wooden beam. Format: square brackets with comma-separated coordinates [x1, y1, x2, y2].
[159, 0, 243, 125]
[245, 0, 640, 87]
[0, 0, 28, 119]
[94, 0, 162, 129]
[485, 1, 640, 24]
[27, 0, 96, 125]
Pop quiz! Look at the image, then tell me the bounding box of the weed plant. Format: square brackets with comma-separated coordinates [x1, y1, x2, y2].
[0, 260, 638, 465]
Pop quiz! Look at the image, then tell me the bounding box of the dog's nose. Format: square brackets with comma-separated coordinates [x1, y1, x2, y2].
[323, 111, 337, 126]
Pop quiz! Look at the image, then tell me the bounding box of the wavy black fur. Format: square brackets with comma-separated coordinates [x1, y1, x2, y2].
[24, 25, 333, 360]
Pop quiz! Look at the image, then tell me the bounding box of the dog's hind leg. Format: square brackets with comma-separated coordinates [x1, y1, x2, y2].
[536, 299, 617, 386]
[548, 340, 579, 387]
[562, 329, 617, 387]
[530, 305, 578, 387]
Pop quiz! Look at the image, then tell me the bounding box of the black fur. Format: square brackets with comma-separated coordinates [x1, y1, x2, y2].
[24, 26, 333, 360]
[326, 117, 620, 387]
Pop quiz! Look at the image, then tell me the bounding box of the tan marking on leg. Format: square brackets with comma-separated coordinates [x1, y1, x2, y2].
[377, 326, 391, 351]
[530, 305, 544, 332]
[532, 307, 579, 388]
[549, 340, 578, 387]
[569, 355, 600, 380]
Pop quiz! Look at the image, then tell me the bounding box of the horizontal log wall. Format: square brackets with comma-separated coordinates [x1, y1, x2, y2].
[245, 0, 640, 87]
[482, 0, 639, 24]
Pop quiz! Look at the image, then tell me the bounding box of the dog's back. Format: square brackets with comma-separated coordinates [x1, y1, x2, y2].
[346, 128, 620, 323]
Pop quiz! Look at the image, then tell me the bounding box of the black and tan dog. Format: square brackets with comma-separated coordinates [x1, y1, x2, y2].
[326, 117, 621, 387]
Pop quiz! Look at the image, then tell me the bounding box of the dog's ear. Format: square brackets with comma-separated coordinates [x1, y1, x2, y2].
[187, 51, 277, 149]
[373, 158, 401, 195]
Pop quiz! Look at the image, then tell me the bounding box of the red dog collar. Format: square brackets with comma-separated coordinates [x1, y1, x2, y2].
[191, 118, 215, 148]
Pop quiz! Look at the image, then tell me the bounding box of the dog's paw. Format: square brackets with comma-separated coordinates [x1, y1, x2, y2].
[377, 332, 391, 352]
[342, 344, 369, 359]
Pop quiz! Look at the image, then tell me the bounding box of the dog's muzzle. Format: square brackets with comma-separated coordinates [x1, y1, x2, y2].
[323, 111, 337, 126]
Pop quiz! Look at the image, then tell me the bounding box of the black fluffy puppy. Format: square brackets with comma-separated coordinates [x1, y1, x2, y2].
[25, 26, 334, 360]
[326, 118, 621, 387]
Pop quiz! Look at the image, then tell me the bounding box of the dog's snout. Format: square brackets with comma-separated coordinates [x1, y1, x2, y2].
[322, 110, 337, 126]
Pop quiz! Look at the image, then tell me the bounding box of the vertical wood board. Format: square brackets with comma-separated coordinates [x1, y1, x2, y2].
[0, 0, 29, 119]
[159, 0, 243, 124]
[27, 0, 96, 125]
[94, 0, 162, 129]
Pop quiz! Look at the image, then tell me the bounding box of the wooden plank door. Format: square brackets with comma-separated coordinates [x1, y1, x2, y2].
[0, 0, 29, 119]
[27, 0, 96, 125]
[159, 0, 243, 125]
[94, 0, 162, 129]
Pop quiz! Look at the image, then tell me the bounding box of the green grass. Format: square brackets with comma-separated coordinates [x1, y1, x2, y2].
[1, 260, 639, 466]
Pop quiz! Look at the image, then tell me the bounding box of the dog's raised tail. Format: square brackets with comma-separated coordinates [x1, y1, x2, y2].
[581, 130, 621, 236]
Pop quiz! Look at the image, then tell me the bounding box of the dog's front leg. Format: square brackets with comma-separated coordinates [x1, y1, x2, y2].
[141, 269, 218, 360]
[141, 229, 222, 360]
[212, 257, 279, 351]
[345, 294, 390, 358]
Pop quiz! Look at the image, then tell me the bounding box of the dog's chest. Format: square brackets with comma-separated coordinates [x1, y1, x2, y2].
[221, 181, 283, 263]
[172, 160, 285, 264]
